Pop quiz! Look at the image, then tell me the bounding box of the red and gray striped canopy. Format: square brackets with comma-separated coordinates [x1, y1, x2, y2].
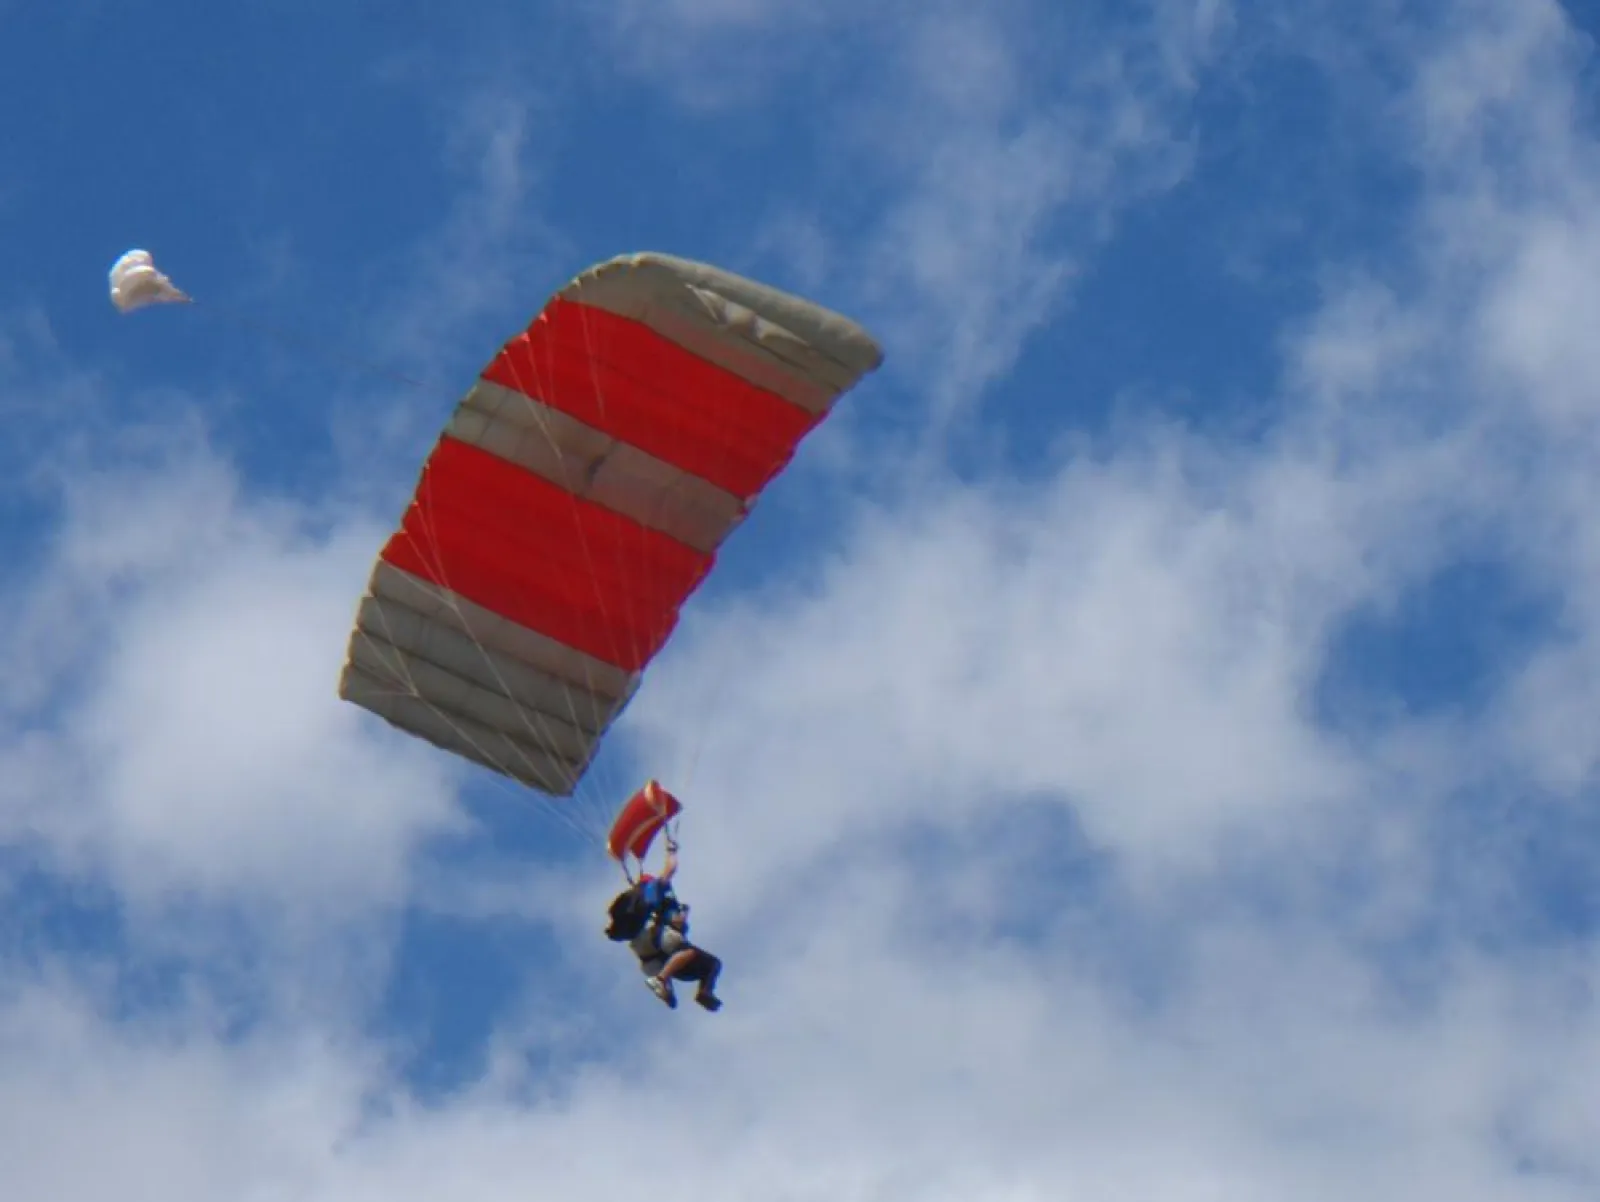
[338, 252, 883, 797]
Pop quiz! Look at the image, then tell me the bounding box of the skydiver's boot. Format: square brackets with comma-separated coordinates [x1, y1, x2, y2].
[694, 989, 722, 1012]
[647, 975, 677, 1008]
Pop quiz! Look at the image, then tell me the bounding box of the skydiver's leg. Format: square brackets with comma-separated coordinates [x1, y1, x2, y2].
[655, 947, 698, 982]
[661, 947, 722, 1010]
[692, 951, 722, 1010]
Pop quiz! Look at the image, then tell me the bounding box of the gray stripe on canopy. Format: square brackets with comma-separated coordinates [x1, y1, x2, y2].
[348, 588, 618, 736]
[346, 631, 596, 764]
[364, 562, 638, 703]
[447, 381, 748, 554]
[336, 562, 639, 795]
[560, 252, 884, 416]
[339, 664, 583, 794]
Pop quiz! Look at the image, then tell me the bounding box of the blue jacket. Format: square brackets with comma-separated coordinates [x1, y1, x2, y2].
[640, 877, 676, 913]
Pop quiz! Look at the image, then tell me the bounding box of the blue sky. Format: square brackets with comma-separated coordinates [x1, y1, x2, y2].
[7, 1, 1600, 1198]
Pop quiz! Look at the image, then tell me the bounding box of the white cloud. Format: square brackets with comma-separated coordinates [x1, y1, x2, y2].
[0, 429, 465, 924]
[587, 1, 1212, 425]
[849, 15, 1207, 422]
[5, 888, 1598, 1201]
[0, 979, 381, 1202]
[1479, 208, 1600, 426]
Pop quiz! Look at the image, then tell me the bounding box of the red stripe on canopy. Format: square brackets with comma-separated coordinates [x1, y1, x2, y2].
[378, 436, 712, 673]
[482, 298, 819, 500]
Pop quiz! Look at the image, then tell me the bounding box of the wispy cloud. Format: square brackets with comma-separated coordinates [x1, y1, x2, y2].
[323, 85, 573, 501]
[590, 2, 1218, 428]
[0, 433, 465, 917]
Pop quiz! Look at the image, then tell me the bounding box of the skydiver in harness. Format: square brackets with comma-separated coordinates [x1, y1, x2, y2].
[613, 834, 723, 1011]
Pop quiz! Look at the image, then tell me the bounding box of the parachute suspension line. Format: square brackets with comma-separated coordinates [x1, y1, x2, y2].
[371, 463, 605, 848]
[403, 451, 601, 819]
[571, 304, 657, 693]
[477, 314, 680, 847]
[404, 465, 592, 805]
[569, 303, 679, 833]
[570, 298, 737, 809]
[495, 330, 636, 838]
[351, 579, 600, 849]
[518, 315, 641, 831]
[346, 656, 596, 849]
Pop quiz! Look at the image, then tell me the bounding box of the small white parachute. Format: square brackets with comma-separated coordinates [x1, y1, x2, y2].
[109, 249, 189, 313]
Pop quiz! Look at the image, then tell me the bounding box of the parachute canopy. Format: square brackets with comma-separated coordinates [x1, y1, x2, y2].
[109, 250, 189, 313]
[607, 780, 683, 862]
[337, 251, 883, 800]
